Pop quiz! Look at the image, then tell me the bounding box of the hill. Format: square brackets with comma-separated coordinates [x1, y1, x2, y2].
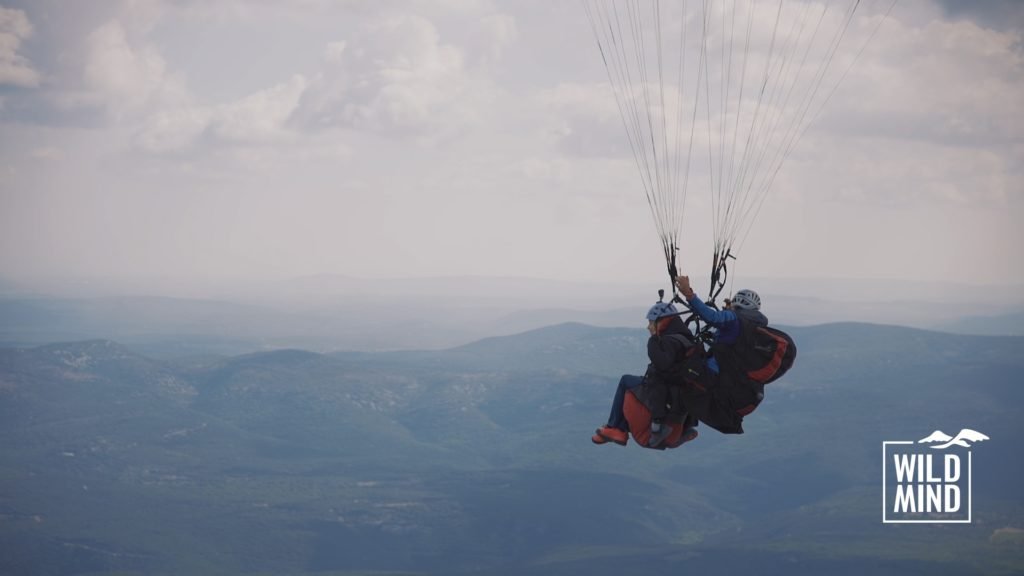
[1, 323, 1022, 575]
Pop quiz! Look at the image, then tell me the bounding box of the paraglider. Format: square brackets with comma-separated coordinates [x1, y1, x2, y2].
[583, 0, 893, 448]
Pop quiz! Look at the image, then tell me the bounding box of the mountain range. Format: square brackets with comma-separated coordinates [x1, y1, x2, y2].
[1, 322, 1023, 575]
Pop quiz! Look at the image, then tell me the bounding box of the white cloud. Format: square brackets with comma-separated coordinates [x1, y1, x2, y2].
[212, 74, 307, 143]
[2, 1, 1020, 287]
[84, 20, 188, 117]
[549, 4, 1024, 210]
[0, 7, 41, 87]
[136, 76, 309, 152]
[534, 82, 631, 157]
[342, 13, 464, 131]
[87, 6, 514, 151]
[18, 2, 518, 152]
[324, 41, 347, 64]
[135, 106, 213, 152]
[78, 13, 309, 151]
[298, 11, 492, 136]
[832, 17, 1024, 147]
[796, 13, 1024, 209]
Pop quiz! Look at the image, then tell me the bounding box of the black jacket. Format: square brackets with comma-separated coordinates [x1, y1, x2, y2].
[637, 316, 697, 420]
[646, 316, 695, 379]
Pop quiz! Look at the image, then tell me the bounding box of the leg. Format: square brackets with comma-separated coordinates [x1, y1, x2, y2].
[593, 374, 646, 446]
[607, 374, 645, 431]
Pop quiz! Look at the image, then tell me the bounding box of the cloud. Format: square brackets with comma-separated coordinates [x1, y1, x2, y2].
[84, 20, 188, 117]
[297, 9, 514, 138]
[212, 74, 307, 143]
[77, 13, 309, 152]
[794, 13, 1024, 207]
[0, 7, 41, 87]
[98, 6, 515, 151]
[296, 12, 468, 135]
[933, 0, 1024, 33]
[535, 82, 632, 158]
[135, 105, 213, 153]
[136, 76, 308, 152]
[324, 41, 347, 64]
[5, 2, 518, 153]
[0, 1, 1021, 288]
[550, 4, 1024, 210]
[828, 17, 1024, 148]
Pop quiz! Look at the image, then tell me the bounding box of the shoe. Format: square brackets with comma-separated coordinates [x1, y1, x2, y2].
[647, 424, 674, 448]
[595, 426, 628, 446]
[665, 428, 699, 448]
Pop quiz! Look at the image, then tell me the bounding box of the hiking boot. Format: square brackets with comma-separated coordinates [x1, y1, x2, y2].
[595, 426, 628, 446]
[666, 427, 699, 448]
[647, 423, 674, 448]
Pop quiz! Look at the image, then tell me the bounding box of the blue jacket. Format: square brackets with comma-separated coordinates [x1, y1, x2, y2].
[687, 295, 767, 374]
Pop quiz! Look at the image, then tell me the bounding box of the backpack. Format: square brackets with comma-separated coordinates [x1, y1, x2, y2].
[717, 320, 797, 416]
[744, 325, 797, 385]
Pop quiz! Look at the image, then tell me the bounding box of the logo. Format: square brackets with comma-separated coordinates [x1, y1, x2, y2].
[882, 429, 989, 523]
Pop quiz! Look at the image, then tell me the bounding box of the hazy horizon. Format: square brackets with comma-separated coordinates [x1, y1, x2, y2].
[3, 272, 1022, 357]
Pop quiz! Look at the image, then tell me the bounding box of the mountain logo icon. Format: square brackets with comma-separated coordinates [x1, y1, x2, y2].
[917, 429, 989, 450]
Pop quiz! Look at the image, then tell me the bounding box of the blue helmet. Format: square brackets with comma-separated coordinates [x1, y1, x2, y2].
[646, 301, 679, 322]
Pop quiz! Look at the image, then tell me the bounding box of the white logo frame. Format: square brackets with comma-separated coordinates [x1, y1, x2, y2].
[882, 429, 987, 524]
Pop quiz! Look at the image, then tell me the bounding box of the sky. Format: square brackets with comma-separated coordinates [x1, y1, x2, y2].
[0, 0, 1022, 298]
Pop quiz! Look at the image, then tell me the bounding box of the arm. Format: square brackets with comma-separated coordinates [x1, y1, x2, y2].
[675, 275, 737, 327]
[688, 294, 737, 327]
